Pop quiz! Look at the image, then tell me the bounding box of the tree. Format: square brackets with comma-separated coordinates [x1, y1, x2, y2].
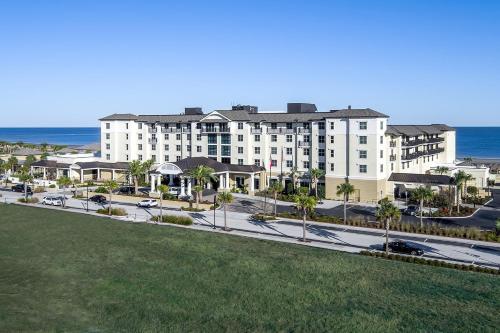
[24, 155, 37, 168]
[16, 166, 33, 200]
[57, 176, 73, 207]
[156, 184, 169, 223]
[336, 182, 355, 224]
[217, 191, 234, 231]
[435, 166, 449, 175]
[128, 160, 153, 195]
[287, 166, 300, 194]
[412, 186, 433, 228]
[6, 156, 18, 174]
[40, 152, 49, 160]
[187, 165, 217, 209]
[376, 198, 401, 255]
[104, 180, 119, 215]
[268, 182, 284, 217]
[462, 173, 474, 199]
[40, 142, 49, 153]
[467, 186, 479, 208]
[309, 168, 325, 199]
[453, 170, 467, 213]
[294, 194, 317, 242]
[0, 159, 6, 187]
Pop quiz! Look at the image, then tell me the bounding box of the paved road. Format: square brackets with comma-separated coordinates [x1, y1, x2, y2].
[2, 189, 499, 269]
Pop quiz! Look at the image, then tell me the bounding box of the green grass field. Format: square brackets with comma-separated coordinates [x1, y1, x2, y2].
[0, 204, 499, 332]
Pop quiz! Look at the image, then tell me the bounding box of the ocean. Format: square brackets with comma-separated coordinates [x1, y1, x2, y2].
[0, 126, 499, 158]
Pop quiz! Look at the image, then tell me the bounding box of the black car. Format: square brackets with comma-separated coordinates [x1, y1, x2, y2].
[117, 186, 135, 195]
[383, 240, 424, 256]
[11, 184, 32, 194]
[89, 195, 107, 204]
[402, 205, 419, 216]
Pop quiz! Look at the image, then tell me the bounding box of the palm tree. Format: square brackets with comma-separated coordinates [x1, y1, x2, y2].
[128, 160, 144, 194]
[104, 180, 119, 215]
[287, 166, 300, 194]
[17, 166, 33, 200]
[187, 165, 217, 209]
[57, 176, 73, 207]
[40, 142, 49, 153]
[24, 154, 37, 168]
[412, 186, 433, 228]
[0, 159, 6, 187]
[156, 184, 169, 223]
[462, 173, 474, 199]
[376, 198, 401, 255]
[217, 191, 234, 231]
[435, 166, 449, 175]
[309, 168, 325, 199]
[453, 170, 467, 213]
[6, 156, 18, 175]
[336, 182, 355, 224]
[268, 182, 284, 217]
[294, 194, 317, 242]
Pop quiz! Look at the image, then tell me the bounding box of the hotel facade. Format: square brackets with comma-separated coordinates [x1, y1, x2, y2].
[97, 103, 456, 202]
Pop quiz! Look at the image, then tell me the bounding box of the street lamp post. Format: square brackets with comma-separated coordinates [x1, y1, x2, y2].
[213, 195, 217, 229]
[86, 182, 89, 212]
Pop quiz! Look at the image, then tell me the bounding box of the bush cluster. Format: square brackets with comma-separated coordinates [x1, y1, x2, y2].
[151, 215, 193, 225]
[432, 206, 476, 217]
[96, 207, 127, 216]
[277, 212, 343, 224]
[360, 250, 499, 275]
[18, 197, 39, 204]
[48, 184, 56, 188]
[33, 187, 45, 193]
[180, 207, 205, 212]
[94, 186, 109, 194]
[251, 214, 277, 222]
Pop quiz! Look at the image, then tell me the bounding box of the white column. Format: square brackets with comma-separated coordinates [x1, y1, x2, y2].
[97, 169, 101, 180]
[112, 169, 116, 180]
[43, 168, 47, 180]
[157, 174, 162, 188]
[150, 174, 156, 192]
[80, 170, 84, 183]
[180, 177, 186, 196]
[250, 174, 255, 192]
[225, 172, 230, 190]
[187, 178, 192, 196]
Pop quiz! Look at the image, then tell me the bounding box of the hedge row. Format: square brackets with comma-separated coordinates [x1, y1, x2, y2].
[152, 215, 193, 225]
[18, 197, 39, 204]
[96, 207, 127, 216]
[360, 250, 499, 275]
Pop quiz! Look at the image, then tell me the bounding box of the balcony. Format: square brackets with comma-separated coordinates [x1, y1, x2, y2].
[401, 148, 445, 160]
[161, 127, 183, 133]
[267, 128, 295, 134]
[298, 141, 310, 148]
[425, 147, 445, 155]
[202, 127, 231, 133]
[298, 128, 311, 134]
[389, 154, 397, 161]
[148, 127, 158, 133]
[402, 136, 445, 146]
[250, 128, 262, 134]
[389, 141, 397, 148]
[148, 138, 158, 144]
[427, 137, 445, 144]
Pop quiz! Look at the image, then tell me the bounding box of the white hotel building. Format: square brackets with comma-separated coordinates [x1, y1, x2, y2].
[96, 103, 456, 202]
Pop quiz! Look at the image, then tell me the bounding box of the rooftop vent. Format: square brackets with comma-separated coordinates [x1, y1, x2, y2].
[232, 104, 258, 113]
[185, 107, 203, 115]
[287, 103, 317, 114]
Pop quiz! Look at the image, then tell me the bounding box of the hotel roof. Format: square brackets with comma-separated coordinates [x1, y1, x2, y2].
[386, 124, 455, 137]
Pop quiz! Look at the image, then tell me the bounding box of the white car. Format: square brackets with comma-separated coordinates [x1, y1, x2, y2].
[42, 196, 63, 206]
[137, 199, 158, 208]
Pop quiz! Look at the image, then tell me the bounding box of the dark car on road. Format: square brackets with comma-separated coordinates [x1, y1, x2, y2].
[401, 205, 419, 216]
[89, 195, 107, 204]
[383, 240, 424, 256]
[117, 186, 135, 195]
[11, 184, 32, 194]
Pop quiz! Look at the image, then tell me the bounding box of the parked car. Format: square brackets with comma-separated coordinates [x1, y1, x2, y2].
[11, 184, 33, 194]
[42, 196, 63, 206]
[89, 195, 107, 204]
[402, 205, 420, 216]
[118, 186, 135, 195]
[137, 199, 158, 208]
[383, 240, 424, 256]
[168, 187, 180, 195]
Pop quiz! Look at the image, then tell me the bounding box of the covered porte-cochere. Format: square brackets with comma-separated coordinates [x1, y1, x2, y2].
[388, 172, 453, 200]
[149, 157, 265, 198]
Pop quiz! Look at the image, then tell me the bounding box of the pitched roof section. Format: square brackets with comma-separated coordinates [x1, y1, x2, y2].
[173, 157, 264, 174]
[138, 114, 204, 123]
[327, 108, 389, 118]
[99, 113, 138, 121]
[387, 124, 455, 137]
[388, 173, 452, 185]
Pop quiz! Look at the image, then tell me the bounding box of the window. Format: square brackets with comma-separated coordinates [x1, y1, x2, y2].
[359, 121, 367, 130]
[138, 133, 142, 140]
[165, 155, 169, 162]
[208, 145, 217, 155]
[138, 154, 143, 161]
[330, 136, 334, 144]
[126, 123, 129, 130]
[105, 123, 110, 129]
[271, 123, 277, 129]
[125, 144, 129, 150]
[126, 154, 129, 161]
[196, 134, 201, 141]
[271, 160, 277, 167]
[319, 148, 325, 157]
[176, 145, 181, 152]
[106, 143, 110, 150]
[380, 136, 384, 144]
[286, 135, 293, 142]
[197, 146, 202, 153]
[391, 163, 394, 171]
[286, 160, 293, 168]
[330, 122, 334, 130]
[187, 145, 191, 152]
[238, 147, 243, 154]
[254, 135, 260, 142]
[138, 144, 142, 150]
[238, 135, 244, 142]
[318, 162, 325, 170]
[196, 123, 201, 129]
[176, 156, 181, 161]
[176, 134, 181, 141]
[151, 144, 156, 151]
[380, 121, 384, 130]
[359, 136, 367, 144]
[208, 134, 217, 144]
[318, 135, 325, 144]
[238, 159, 243, 165]
[303, 148, 310, 156]
[221, 146, 231, 156]
[286, 147, 293, 155]
[359, 165, 367, 173]
[238, 122, 244, 129]
[318, 122, 325, 130]
[187, 134, 191, 140]
[359, 150, 367, 159]
[151, 155, 156, 162]
[271, 147, 277, 155]
[303, 161, 310, 169]
[138, 123, 142, 129]
[303, 122, 310, 129]
[330, 163, 335, 171]
[254, 147, 261, 154]
[380, 164, 384, 172]
[286, 122, 293, 129]
[221, 134, 231, 144]
[126, 134, 129, 140]
[271, 135, 277, 142]
[106, 133, 110, 140]
[254, 122, 260, 129]
[380, 150, 384, 158]
[254, 159, 261, 166]
[303, 135, 310, 143]
[330, 149, 335, 158]
[164, 144, 169, 151]
[176, 123, 181, 129]
[164, 134, 169, 140]
[106, 154, 110, 160]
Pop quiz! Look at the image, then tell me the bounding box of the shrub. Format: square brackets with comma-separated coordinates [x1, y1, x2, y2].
[209, 203, 220, 210]
[48, 184, 56, 188]
[94, 186, 108, 194]
[18, 197, 39, 204]
[152, 215, 193, 225]
[181, 207, 205, 212]
[96, 207, 127, 216]
[33, 187, 45, 193]
[162, 193, 177, 201]
[251, 214, 277, 222]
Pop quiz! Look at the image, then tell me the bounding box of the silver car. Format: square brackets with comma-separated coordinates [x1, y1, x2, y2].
[42, 196, 63, 206]
[137, 199, 158, 208]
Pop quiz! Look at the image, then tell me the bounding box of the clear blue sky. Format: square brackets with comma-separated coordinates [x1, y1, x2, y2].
[1, 0, 499, 127]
